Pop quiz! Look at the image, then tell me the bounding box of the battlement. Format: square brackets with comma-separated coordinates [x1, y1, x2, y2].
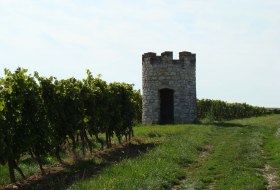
[179, 51, 196, 62]
[142, 51, 196, 64]
[142, 52, 157, 58]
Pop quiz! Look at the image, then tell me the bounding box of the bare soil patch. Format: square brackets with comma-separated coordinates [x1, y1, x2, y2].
[261, 134, 279, 190]
[262, 164, 279, 190]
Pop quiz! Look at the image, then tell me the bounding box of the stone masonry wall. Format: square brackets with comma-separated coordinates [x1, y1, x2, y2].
[142, 51, 197, 124]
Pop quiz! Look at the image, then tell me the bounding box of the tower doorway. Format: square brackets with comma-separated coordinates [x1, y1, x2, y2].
[160, 88, 174, 124]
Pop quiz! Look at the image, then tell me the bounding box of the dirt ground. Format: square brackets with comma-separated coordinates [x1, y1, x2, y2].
[1, 139, 158, 190]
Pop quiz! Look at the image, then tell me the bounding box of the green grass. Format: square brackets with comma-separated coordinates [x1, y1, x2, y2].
[179, 115, 280, 190]
[1, 115, 280, 190]
[67, 115, 280, 190]
[68, 125, 214, 190]
[180, 120, 267, 189]
[0, 159, 39, 185]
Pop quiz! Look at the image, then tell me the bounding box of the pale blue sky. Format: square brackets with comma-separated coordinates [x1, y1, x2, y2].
[0, 0, 279, 107]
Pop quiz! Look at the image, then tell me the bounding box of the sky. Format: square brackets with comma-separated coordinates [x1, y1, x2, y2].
[0, 0, 279, 108]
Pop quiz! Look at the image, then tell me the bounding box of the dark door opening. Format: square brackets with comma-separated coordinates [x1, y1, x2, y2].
[160, 88, 174, 124]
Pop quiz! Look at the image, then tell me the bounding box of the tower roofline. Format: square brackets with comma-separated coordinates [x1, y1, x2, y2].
[142, 51, 196, 64]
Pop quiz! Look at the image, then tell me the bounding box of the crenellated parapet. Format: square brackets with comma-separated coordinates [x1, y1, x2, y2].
[142, 51, 196, 65]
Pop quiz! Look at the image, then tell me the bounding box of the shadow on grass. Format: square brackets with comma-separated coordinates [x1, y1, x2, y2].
[201, 121, 250, 128]
[2, 141, 158, 190]
[214, 122, 250, 128]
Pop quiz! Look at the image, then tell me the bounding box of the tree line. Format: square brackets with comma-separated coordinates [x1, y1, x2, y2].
[0, 68, 141, 183]
[197, 99, 275, 121]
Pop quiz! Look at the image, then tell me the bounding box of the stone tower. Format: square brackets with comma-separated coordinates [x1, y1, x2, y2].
[142, 51, 197, 124]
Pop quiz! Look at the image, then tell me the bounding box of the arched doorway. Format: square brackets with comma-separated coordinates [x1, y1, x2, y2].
[159, 88, 174, 124]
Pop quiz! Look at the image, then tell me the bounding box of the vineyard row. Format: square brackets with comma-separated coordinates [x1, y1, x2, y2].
[0, 68, 141, 183]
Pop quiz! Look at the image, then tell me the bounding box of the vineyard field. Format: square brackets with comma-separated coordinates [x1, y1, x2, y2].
[1, 68, 279, 189]
[0, 115, 280, 189]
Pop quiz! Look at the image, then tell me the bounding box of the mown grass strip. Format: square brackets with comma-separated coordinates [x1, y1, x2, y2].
[67, 125, 214, 190]
[179, 115, 280, 190]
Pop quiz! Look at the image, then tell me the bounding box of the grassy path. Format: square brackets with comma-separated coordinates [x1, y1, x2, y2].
[171, 144, 213, 190]
[68, 115, 280, 190]
[178, 121, 265, 189]
[176, 115, 280, 190]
